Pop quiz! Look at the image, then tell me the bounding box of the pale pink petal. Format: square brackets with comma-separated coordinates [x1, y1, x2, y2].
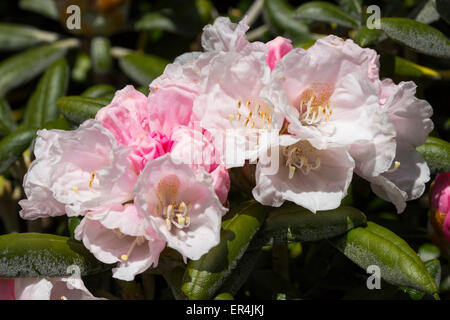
[201, 16, 249, 52]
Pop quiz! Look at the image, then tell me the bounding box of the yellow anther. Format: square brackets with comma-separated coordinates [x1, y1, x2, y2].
[88, 172, 95, 188]
[289, 165, 296, 179]
[61, 296, 67, 300]
[121, 254, 128, 261]
[176, 214, 186, 226]
[386, 161, 401, 173]
[72, 186, 79, 192]
[228, 114, 235, 120]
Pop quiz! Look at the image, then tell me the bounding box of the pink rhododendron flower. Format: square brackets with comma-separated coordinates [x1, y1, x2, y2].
[19, 119, 124, 219]
[0, 277, 101, 300]
[135, 154, 227, 261]
[266, 36, 293, 71]
[430, 173, 450, 242]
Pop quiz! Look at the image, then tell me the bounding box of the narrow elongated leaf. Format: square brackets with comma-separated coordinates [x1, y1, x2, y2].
[333, 222, 438, 295]
[0, 127, 37, 174]
[0, 233, 110, 277]
[0, 98, 16, 137]
[264, 0, 314, 41]
[338, 0, 363, 20]
[417, 137, 450, 173]
[403, 259, 441, 300]
[0, 23, 58, 50]
[260, 204, 367, 245]
[0, 39, 78, 96]
[118, 53, 169, 86]
[134, 12, 177, 33]
[23, 58, 69, 128]
[42, 118, 73, 131]
[91, 37, 112, 74]
[294, 1, 360, 28]
[19, 0, 59, 20]
[57, 96, 110, 124]
[395, 56, 441, 79]
[182, 201, 268, 300]
[380, 18, 450, 59]
[81, 84, 115, 98]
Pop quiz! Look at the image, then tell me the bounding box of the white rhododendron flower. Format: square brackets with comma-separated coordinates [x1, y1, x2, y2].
[135, 154, 227, 261]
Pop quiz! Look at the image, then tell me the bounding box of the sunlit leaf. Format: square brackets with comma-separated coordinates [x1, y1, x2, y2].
[118, 52, 169, 86]
[0, 23, 58, 50]
[417, 137, 450, 173]
[294, 1, 360, 28]
[57, 96, 110, 125]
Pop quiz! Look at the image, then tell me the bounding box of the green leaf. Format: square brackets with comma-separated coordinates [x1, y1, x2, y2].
[68, 217, 82, 239]
[263, 0, 314, 42]
[0, 97, 17, 137]
[294, 1, 360, 28]
[118, 52, 169, 86]
[214, 292, 234, 300]
[0, 233, 110, 277]
[415, 0, 440, 24]
[436, 0, 450, 25]
[338, 0, 363, 20]
[394, 56, 442, 79]
[354, 26, 381, 47]
[134, 12, 177, 33]
[0, 23, 58, 50]
[91, 37, 112, 74]
[19, 0, 59, 20]
[42, 118, 73, 131]
[403, 259, 441, 300]
[0, 127, 37, 174]
[0, 39, 78, 96]
[23, 58, 69, 128]
[260, 204, 367, 245]
[380, 18, 450, 59]
[418, 243, 441, 262]
[82, 84, 115, 98]
[182, 201, 268, 300]
[417, 137, 450, 173]
[57, 96, 110, 125]
[333, 222, 438, 295]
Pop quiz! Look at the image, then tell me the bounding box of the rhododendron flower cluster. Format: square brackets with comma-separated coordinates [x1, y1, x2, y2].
[19, 16, 433, 281]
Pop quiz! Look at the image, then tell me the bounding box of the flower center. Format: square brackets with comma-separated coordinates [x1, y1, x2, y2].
[298, 83, 333, 125]
[283, 140, 321, 179]
[162, 201, 191, 231]
[228, 99, 273, 130]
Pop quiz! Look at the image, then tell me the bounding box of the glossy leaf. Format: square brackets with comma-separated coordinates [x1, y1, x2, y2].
[0, 98, 16, 137]
[91, 37, 112, 74]
[0, 233, 110, 277]
[0, 127, 37, 174]
[0, 23, 58, 50]
[19, 0, 59, 20]
[134, 12, 177, 33]
[0, 39, 78, 96]
[380, 18, 450, 59]
[182, 201, 268, 300]
[417, 137, 450, 173]
[263, 0, 314, 41]
[23, 58, 69, 128]
[81, 84, 115, 98]
[260, 204, 367, 245]
[394, 56, 441, 79]
[294, 1, 360, 28]
[57, 96, 110, 125]
[333, 222, 438, 295]
[338, 0, 363, 20]
[118, 52, 169, 86]
[403, 259, 441, 300]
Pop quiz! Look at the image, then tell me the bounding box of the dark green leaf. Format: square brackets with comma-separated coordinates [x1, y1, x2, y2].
[333, 222, 439, 295]
[42, 118, 73, 131]
[0, 97, 16, 137]
[23, 58, 69, 128]
[355, 26, 382, 47]
[0, 127, 37, 174]
[118, 53, 169, 86]
[0, 233, 110, 277]
[214, 292, 234, 300]
[263, 0, 314, 41]
[338, 0, 363, 20]
[417, 137, 450, 173]
[57, 96, 110, 125]
[182, 201, 268, 300]
[19, 0, 59, 20]
[260, 204, 367, 245]
[91, 37, 112, 74]
[0, 39, 78, 96]
[81, 84, 115, 98]
[294, 1, 360, 28]
[380, 18, 450, 59]
[0, 23, 58, 50]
